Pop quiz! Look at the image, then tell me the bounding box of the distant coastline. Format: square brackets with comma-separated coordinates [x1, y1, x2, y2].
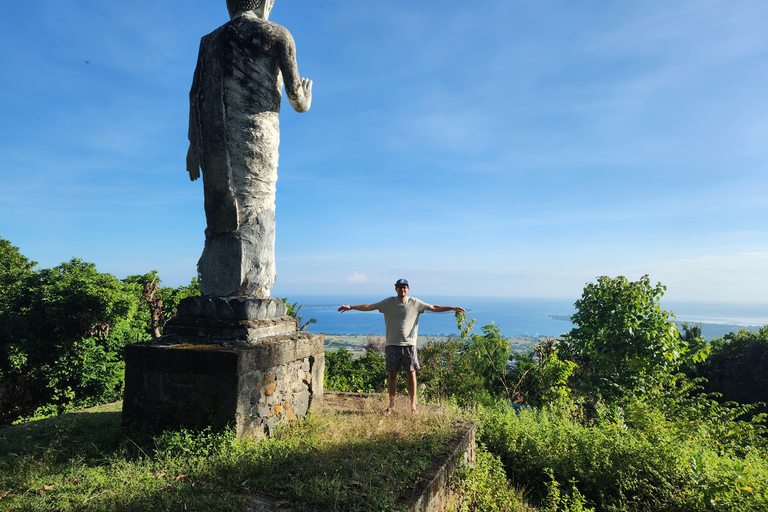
[548, 314, 764, 340]
[283, 295, 766, 341]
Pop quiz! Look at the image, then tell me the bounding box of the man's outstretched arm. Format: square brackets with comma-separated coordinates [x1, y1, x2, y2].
[338, 304, 377, 312]
[426, 305, 467, 313]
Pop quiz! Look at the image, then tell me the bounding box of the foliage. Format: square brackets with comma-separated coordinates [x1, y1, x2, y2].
[0, 237, 36, 316]
[0, 238, 201, 424]
[125, 272, 200, 338]
[626, 373, 768, 457]
[419, 313, 512, 405]
[562, 275, 705, 401]
[510, 337, 577, 408]
[478, 393, 768, 511]
[0, 258, 146, 423]
[684, 326, 768, 410]
[419, 337, 486, 405]
[449, 447, 529, 512]
[324, 347, 387, 392]
[541, 471, 594, 512]
[282, 297, 318, 331]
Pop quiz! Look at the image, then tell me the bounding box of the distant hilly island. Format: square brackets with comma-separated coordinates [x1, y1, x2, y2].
[548, 315, 763, 341]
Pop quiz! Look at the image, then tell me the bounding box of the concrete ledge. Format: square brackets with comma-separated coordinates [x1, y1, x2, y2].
[404, 421, 476, 512]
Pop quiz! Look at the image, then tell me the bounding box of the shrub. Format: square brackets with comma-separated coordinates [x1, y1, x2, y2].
[419, 314, 512, 406]
[449, 447, 528, 512]
[324, 348, 387, 393]
[477, 399, 768, 511]
[509, 337, 576, 408]
[684, 326, 768, 410]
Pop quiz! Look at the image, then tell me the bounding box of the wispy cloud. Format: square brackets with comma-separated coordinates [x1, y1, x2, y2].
[347, 272, 367, 283]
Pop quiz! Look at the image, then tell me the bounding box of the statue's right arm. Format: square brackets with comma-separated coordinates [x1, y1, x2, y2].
[277, 29, 312, 113]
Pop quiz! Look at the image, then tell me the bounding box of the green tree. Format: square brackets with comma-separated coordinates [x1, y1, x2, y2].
[324, 347, 386, 393]
[562, 275, 702, 400]
[0, 238, 37, 375]
[686, 326, 768, 408]
[0, 258, 146, 423]
[0, 237, 36, 307]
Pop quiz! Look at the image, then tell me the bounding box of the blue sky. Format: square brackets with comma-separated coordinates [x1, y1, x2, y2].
[1, 0, 767, 303]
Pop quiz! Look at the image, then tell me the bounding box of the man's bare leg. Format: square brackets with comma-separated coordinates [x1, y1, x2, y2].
[385, 371, 398, 415]
[406, 371, 418, 413]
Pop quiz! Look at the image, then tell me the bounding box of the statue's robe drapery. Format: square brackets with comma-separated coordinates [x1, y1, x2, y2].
[189, 12, 287, 298]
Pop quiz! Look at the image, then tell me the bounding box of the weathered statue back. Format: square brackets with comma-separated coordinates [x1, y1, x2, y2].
[187, 0, 312, 299]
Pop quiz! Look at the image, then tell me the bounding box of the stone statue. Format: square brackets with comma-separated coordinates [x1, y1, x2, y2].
[186, 0, 312, 299]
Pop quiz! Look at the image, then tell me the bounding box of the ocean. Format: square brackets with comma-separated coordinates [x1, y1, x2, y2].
[284, 295, 768, 341]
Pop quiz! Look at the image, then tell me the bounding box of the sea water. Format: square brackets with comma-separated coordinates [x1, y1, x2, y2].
[282, 295, 768, 340]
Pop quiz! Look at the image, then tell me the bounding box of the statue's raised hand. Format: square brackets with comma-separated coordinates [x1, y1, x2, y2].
[301, 77, 313, 110]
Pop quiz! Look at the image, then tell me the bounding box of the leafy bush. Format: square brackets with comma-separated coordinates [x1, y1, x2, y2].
[324, 347, 387, 392]
[449, 447, 528, 512]
[509, 337, 576, 408]
[0, 238, 201, 424]
[419, 337, 487, 405]
[419, 314, 512, 405]
[0, 258, 146, 422]
[478, 398, 768, 511]
[684, 326, 768, 410]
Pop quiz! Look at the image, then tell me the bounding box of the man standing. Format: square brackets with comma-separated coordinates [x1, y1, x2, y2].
[338, 279, 466, 414]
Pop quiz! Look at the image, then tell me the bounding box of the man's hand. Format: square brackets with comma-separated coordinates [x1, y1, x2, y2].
[338, 305, 351, 312]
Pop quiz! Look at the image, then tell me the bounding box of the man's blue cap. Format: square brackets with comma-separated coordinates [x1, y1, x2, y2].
[395, 279, 409, 286]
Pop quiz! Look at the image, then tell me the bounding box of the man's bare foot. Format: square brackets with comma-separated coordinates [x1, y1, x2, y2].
[383, 406, 394, 416]
[411, 407, 418, 414]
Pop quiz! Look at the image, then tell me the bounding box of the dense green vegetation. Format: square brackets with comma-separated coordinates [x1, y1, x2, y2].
[0, 237, 198, 425]
[4, 235, 768, 510]
[683, 326, 768, 409]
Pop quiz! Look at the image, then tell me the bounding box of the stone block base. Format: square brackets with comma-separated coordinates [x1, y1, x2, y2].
[162, 315, 297, 346]
[122, 331, 324, 439]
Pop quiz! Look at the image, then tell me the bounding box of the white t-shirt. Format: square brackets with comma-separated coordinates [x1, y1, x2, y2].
[375, 296, 430, 346]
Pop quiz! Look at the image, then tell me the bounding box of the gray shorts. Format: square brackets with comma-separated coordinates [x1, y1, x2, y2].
[385, 345, 420, 372]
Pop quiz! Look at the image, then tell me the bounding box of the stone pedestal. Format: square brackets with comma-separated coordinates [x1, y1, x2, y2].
[122, 296, 325, 439]
[163, 296, 297, 345]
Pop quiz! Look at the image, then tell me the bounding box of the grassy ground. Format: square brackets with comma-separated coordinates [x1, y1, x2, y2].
[0, 394, 471, 511]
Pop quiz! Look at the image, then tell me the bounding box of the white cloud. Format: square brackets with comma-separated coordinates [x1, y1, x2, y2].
[347, 271, 367, 283]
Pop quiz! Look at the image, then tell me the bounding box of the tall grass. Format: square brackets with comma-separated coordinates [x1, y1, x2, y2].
[0, 396, 465, 511]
